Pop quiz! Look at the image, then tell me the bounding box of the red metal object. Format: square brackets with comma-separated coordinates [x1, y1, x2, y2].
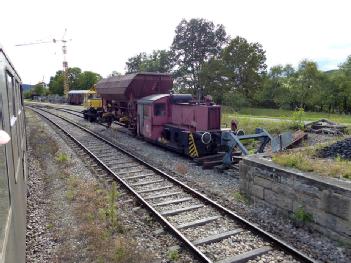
[96, 73, 172, 129]
[96, 73, 172, 101]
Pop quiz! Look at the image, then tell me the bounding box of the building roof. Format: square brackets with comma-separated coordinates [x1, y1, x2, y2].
[68, 90, 90, 94]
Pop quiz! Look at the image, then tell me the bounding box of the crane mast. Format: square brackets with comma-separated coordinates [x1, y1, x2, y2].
[62, 39, 69, 97]
[15, 29, 71, 98]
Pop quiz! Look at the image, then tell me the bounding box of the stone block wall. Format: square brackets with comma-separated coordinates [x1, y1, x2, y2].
[239, 156, 351, 244]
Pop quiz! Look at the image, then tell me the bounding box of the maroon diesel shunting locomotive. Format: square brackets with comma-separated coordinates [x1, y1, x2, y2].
[90, 72, 221, 157]
[84, 72, 273, 161]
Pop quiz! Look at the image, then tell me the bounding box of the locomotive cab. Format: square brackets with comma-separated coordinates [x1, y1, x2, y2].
[137, 94, 170, 140]
[137, 93, 222, 157]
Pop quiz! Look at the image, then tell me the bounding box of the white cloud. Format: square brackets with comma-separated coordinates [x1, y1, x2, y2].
[1, 0, 350, 84]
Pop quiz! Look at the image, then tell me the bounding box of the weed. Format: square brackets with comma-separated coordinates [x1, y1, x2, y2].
[233, 191, 249, 204]
[272, 152, 313, 172]
[272, 149, 351, 180]
[56, 152, 70, 163]
[105, 182, 120, 230]
[66, 190, 75, 202]
[292, 207, 313, 223]
[47, 223, 54, 230]
[167, 248, 180, 262]
[291, 108, 305, 130]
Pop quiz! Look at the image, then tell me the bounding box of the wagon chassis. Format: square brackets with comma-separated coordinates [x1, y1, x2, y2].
[28, 106, 315, 263]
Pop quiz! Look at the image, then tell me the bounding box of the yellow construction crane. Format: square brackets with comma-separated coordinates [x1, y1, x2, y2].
[15, 29, 71, 97]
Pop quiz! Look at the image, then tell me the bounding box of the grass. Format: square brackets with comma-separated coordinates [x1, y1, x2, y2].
[272, 146, 351, 180]
[56, 152, 70, 163]
[167, 248, 180, 262]
[69, 178, 147, 262]
[228, 106, 351, 124]
[222, 106, 351, 135]
[292, 207, 313, 224]
[233, 191, 249, 204]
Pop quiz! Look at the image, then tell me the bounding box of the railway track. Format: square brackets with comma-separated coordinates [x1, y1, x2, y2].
[28, 106, 315, 263]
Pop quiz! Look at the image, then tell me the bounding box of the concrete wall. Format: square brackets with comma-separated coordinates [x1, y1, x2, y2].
[239, 156, 351, 245]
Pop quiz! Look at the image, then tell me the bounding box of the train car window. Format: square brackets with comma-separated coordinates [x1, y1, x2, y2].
[154, 103, 166, 116]
[6, 73, 14, 119]
[143, 105, 149, 118]
[0, 93, 10, 251]
[19, 84, 24, 107]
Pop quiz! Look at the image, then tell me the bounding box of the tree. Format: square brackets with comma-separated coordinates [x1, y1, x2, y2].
[48, 70, 64, 95]
[125, 50, 172, 73]
[126, 53, 147, 73]
[220, 36, 267, 101]
[256, 64, 295, 108]
[48, 67, 102, 95]
[77, 71, 102, 90]
[32, 82, 47, 96]
[171, 18, 228, 94]
[109, 71, 122, 77]
[199, 58, 230, 104]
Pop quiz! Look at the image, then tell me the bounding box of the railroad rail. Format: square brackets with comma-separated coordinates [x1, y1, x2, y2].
[27, 106, 316, 263]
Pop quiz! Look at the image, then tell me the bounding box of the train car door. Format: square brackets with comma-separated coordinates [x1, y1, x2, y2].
[5, 74, 19, 182]
[137, 103, 143, 136]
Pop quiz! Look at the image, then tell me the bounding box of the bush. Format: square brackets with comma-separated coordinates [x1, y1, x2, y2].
[223, 92, 250, 111]
[291, 108, 305, 130]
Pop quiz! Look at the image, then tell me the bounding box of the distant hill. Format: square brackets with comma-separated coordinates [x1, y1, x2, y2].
[22, 84, 33, 92]
[324, 69, 339, 75]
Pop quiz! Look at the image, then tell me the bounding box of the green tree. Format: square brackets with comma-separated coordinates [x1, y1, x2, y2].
[171, 18, 228, 94]
[256, 64, 295, 108]
[32, 82, 47, 96]
[77, 71, 102, 90]
[126, 50, 172, 73]
[48, 70, 64, 95]
[48, 67, 102, 95]
[220, 36, 267, 102]
[199, 58, 230, 104]
[126, 53, 147, 73]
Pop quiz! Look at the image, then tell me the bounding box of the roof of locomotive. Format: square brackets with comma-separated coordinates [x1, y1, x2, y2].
[138, 94, 169, 104]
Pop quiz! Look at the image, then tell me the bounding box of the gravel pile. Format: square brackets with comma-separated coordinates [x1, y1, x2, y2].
[38, 105, 351, 262]
[318, 137, 351, 160]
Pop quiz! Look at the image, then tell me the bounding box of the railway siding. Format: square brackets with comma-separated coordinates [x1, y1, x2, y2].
[240, 155, 351, 245]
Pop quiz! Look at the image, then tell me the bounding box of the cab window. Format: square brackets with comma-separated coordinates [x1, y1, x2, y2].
[154, 103, 166, 116]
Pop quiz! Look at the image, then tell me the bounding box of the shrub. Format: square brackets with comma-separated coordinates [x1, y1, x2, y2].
[56, 152, 70, 163]
[292, 207, 313, 223]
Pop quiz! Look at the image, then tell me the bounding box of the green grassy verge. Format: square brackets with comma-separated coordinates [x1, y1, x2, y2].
[272, 149, 351, 180]
[223, 106, 351, 124]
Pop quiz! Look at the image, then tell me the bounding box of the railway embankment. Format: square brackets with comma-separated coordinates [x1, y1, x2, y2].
[240, 155, 351, 245]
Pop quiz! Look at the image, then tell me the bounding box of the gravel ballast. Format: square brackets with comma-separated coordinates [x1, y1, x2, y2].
[27, 103, 351, 262]
[26, 109, 199, 262]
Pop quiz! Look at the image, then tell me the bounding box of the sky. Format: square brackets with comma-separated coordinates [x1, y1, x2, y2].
[1, 0, 351, 84]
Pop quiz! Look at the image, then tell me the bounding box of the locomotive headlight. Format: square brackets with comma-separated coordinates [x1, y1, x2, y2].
[201, 132, 212, 145]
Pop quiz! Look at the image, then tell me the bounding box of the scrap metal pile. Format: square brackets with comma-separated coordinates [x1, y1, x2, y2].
[304, 119, 347, 135]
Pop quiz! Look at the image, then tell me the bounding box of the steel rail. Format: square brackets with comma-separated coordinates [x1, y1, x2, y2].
[28, 106, 213, 262]
[28, 106, 316, 263]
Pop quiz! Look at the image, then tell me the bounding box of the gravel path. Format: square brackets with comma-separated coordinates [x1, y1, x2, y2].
[28, 104, 351, 262]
